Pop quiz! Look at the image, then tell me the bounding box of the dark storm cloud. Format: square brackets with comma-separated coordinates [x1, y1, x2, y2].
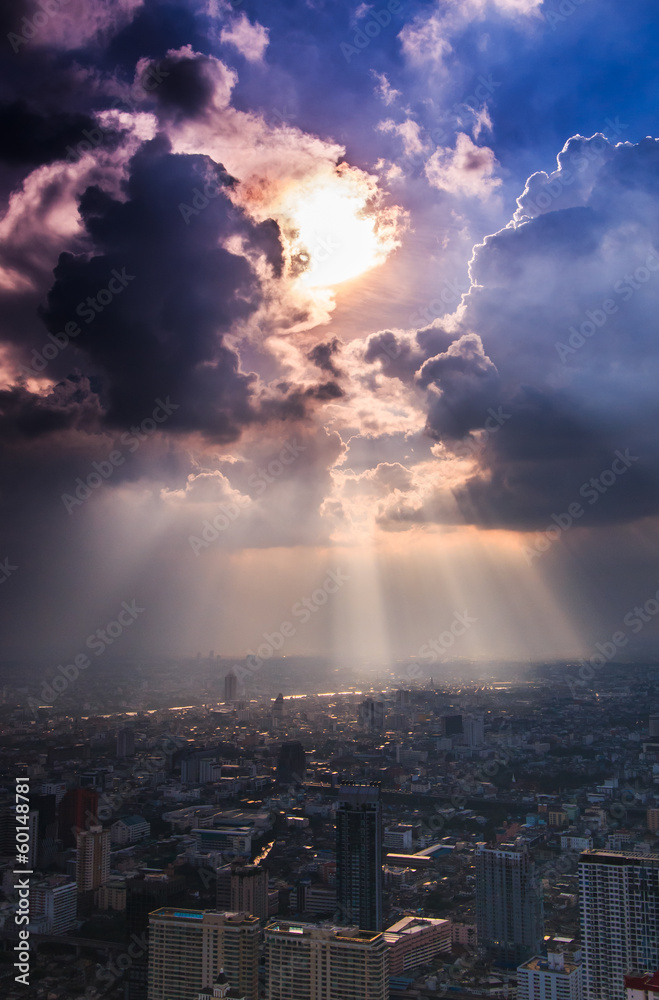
[307, 337, 342, 377]
[0, 101, 110, 167]
[39, 136, 272, 441]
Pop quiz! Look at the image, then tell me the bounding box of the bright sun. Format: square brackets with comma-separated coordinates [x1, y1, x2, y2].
[291, 186, 383, 288]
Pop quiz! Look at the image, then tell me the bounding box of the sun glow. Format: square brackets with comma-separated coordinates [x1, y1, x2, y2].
[291, 186, 384, 287]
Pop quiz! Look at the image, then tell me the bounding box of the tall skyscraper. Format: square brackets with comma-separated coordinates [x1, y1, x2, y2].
[265, 921, 389, 1000]
[76, 826, 110, 891]
[358, 698, 384, 730]
[579, 849, 659, 1000]
[147, 909, 260, 1000]
[277, 741, 306, 784]
[475, 842, 544, 963]
[224, 670, 238, 702]
[336, 782, 383, 932]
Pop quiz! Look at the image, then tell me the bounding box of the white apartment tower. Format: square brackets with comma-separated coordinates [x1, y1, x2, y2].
[75, 826, 110, 891]
[579, 849, 659, 1000]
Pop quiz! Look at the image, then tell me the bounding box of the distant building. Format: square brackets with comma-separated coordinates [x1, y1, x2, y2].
[117, 726, 135, 757]
[384, 916, 451, 975]
[463, 715, 485, 747]
[561, 835, 593, 852]
[76, 827, 110, 891]
[517, 951, 583, 1000]
[650, 714, 659, 738]
[111, 815, 151, 845]
[272, 693, 285, 727]
[58, 787, 99, 848]
[230, 864, 269, 919]
[579, 849, 659, 1000]
[648, 808, 659, 833]
[264, 921, 389, 1000]
[31, 877, 77, 934]
[277, 742, 306, 785]
[336, 783, 383, 932]
[125, 871, 186, 1000]
[384, 825, 414, 851]
[475, 842, 544, 963]
[224, 671, 238, 702]
[358, 699, 385, 731]
[442, 714, 463, 737]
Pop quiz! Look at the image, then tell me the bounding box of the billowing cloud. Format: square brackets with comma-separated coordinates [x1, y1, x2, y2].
[425, 133, 502, 200]
[220, 12, 269, 63]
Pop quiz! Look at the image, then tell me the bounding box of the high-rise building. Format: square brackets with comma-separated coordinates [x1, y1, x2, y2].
[517, 952, 583, 1000]
[336, 782, 383, 932]
[272, 693, 285, 727]
[442, 714, 463, 737]
[463, 715, 485, 747]
[124, 870, 186, 1000]
[358, 698, 385, 730]
[224, 671, 238, 702]
[265, 921, 389, 1000]
[579, 849, 659, 1000]
[230, 864, 269, 919]
[117, 725, 135, 757]
[58, 787, 99, 848]
[75, 826, 110, 891]
[147, 909, 260, 1000]
[31, 876, 77, 934]
[475, 842, 544, 963]
[649, 714, 659, 738]
[277, 742, 306, 784]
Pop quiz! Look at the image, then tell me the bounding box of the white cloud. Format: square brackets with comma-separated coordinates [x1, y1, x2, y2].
[425, 133, 502, 200]
[220, 13, 269, 62]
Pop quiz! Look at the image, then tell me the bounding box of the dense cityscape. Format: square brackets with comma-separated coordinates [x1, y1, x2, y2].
[3, 656, 659, 998]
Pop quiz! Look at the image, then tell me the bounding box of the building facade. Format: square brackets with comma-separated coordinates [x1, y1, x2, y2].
[475, 842, 544, 964]
[336, 782, 383, 931]
[579, 850, 659, 1000]
[76, 827, 110, 891]
[147, 908, 260, 1000]
[265, 921, 389, 1000]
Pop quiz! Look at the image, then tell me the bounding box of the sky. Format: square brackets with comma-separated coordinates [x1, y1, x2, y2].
[2, 0, 659, 669]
